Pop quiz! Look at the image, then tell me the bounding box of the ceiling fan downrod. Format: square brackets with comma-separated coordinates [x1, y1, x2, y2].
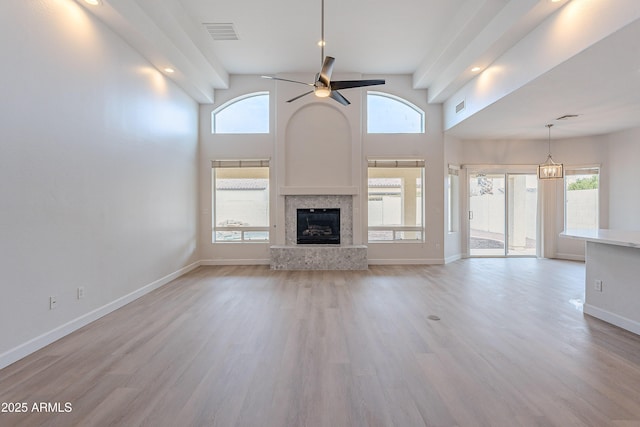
[261, 0, 385, 106]
[320, 0, 325, 66]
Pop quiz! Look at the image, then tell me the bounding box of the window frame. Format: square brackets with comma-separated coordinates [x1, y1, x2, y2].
[448, 165, 460, 233]
[211, 92, 270, 134]
[367, 159, 426, 243]
[211, 160, 270, 243]
[563, 165, 600, 232]
[366, 91, 425, 134]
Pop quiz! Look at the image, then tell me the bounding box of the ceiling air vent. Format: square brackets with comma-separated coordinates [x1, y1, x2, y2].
[455, 99, 465, 113]
[203, 23, 239, 41]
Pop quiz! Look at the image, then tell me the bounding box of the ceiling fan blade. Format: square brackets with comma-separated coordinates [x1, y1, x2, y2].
[330, 79, 386, 90]
[261, 76, 314, 86]
[329, 90, 350, 106]
[318, 56, 335, 87]
[287, 91, 314, 103]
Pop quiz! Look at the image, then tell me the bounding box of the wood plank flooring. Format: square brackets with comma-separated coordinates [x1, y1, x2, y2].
[2, 259, 640, 426]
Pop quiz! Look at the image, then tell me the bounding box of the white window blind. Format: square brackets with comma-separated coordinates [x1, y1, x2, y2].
[211, 159, 270, 168]
[367, 159, 425, 168]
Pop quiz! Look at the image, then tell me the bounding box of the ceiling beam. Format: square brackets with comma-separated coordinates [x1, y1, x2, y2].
[444, 0, 640, 135]
[412, 0, 505, 94]
[76, 0, 229, 104]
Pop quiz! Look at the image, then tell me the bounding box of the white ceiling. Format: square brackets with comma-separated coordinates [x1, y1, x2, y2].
[447, 16, 640, 140]
[80, 0, 640, 140]
[178, 0, 475, 75]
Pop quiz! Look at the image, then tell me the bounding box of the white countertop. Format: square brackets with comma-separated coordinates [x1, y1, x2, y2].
[561, 229, 640, 248]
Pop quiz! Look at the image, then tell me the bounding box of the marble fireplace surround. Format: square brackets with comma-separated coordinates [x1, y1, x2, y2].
[270, 194, 367, 270]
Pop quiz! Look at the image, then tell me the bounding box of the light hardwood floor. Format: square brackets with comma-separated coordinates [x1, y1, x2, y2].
[2, 259, 640, 427]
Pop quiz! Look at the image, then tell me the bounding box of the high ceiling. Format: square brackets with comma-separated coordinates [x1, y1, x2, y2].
[78, 0, 640, 140]
[178, 0, 477, 75]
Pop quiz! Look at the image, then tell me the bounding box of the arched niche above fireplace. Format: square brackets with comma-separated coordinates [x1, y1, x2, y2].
[284, 104, 352, 188]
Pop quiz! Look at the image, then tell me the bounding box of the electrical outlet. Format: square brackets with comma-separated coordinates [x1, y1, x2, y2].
[594, 279, 603, 292]
[49, 296, 57, 310]
[77, 287, 85, 300]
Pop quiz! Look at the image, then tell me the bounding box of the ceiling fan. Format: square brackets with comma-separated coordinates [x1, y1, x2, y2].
[261, 0, 385, 106]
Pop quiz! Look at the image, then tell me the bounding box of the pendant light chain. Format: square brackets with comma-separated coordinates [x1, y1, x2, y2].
[547, 123, 553, 158]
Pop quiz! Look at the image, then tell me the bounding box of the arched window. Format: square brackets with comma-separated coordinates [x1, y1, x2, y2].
[367, 92, 425, 134]
[212, 92, 269, 134]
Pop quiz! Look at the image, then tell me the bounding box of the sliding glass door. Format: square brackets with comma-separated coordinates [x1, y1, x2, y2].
[469, 174, 505, 256]
[507, 174, 537, 256]
[469, 173, 537, 257]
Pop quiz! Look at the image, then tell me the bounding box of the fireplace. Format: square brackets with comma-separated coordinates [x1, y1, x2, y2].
[271, 195, 366, 270]
[297, 208, 340, 245]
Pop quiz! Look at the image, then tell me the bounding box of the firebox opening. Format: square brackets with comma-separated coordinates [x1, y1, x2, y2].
[297, 208, 340, 245]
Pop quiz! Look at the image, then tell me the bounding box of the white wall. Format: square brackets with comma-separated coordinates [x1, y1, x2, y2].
[607, 127, 640, 230]
[199, 75, 275, 264]
[444, 0, 640, 131]
[199, 74, 446, 264]
[458, 135, 608, 260]
[444, 134, 463, 262]
[285, 104, 353, 187]
[554, 135, 609, 259]
[0, 0, 199, 367]
[584, 241, 640, 335]
[364, 76, 445, 264]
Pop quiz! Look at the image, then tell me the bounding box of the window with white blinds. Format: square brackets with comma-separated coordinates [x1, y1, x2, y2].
[211, 160, 270, 242]
[367, 159, 425, 242]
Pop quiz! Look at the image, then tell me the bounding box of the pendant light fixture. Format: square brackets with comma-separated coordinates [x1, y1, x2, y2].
[537, 124, 563, 179]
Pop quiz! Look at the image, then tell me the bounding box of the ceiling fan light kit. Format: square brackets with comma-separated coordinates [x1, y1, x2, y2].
[262, 0, 384, 105]
[314, 86, 331, 98]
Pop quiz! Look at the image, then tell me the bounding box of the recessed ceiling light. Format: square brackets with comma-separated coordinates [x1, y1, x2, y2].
[471, 67, 481, 72]
[84, 0, 101, 5]
[317, 40, 326, 47]
[163, 68, 175, 74]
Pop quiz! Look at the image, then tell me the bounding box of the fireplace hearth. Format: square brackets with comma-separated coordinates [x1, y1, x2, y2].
[297, 208, 340, 245]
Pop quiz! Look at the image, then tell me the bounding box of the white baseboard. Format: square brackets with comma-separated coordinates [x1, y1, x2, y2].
[555, 253, 586, 262]
[200, 259, 270, 266]
[368, 258, 445, 265]
[445, 254, 462, 264]
[584, 304, 640, 336]
[0, 261, 201, 370]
